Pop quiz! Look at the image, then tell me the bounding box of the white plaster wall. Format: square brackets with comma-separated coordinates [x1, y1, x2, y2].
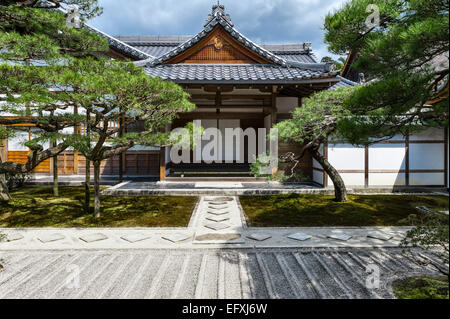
[369, 173, 406, 186]
[276, 97, 298, 113]
[410, 173, 444, 186]
[7, 129, 29, 151]
[328, 144, 365, 170]
[328, 173, 365, 186]
[409, 144, 444, 170]
[369, 144, 405, 170]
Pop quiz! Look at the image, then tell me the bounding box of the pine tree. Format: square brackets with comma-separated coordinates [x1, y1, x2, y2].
[0, 1, 107, 200]
[324, 0, 448, 144]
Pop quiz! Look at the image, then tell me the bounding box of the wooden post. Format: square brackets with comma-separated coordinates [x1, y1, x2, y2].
[323, 142, 329, 188]
[444, 127, 448, 188]
[52, 140, 58, 196]
[119, 113, 125, 182]
[405, 130, 410, 186]
[160, 147, 166, 181]
[73, 105, 79, 174]
[364, 145, 369, 188]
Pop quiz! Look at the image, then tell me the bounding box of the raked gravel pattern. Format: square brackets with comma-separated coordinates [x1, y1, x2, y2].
[0, 248, 440, 299]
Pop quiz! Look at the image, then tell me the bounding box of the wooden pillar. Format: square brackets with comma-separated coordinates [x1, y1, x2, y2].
[444, 127, 448, 188]
[160, 147, 166, 181]
[73, 105, 79, 175]
[323, 142, 329, 188]
[271, 86, 278, 126]
[364, 145, 369, 188]
[405, 130, 410, 186]
[119, 113, 126, 181]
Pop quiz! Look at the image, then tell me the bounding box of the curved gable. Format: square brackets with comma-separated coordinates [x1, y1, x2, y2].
[163, 25, 274, 64]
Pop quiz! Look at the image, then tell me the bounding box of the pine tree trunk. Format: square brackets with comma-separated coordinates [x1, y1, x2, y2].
[93, 161, 101, 218]
[84, 111, 91, 214]
[52, 141, 59, 197]
[311, 148, 348, 202]
[0, 174, 11, 202]
[84, 158, 90, 214]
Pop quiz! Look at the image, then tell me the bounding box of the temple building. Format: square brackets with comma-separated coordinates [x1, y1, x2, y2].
[1, 4, 448, 188]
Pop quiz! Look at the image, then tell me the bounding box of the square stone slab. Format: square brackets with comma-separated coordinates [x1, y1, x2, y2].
[194, 233, 245, 244]
[79, 233, 108, 243]
[38, 233, 65, 243]
[204, 222, 231, 231]
[367, 233, 393, 241]
[327, 233, 352, 241]
[121, 233, 151, 243]
[206, 215, 230, 223]
[207, 210, 230, 216]
[287, 233, 312, 241]
[247, 234, 272, 241]
[6, 233, 24, 242]
[161, 233, 192, 243]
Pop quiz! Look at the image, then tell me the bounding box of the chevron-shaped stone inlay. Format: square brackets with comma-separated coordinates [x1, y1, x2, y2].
[206, 215, 230, 223]
[79, 233, 108, 243]
[367, 233, 393, 241]
[204, 222, 231, 231]
[161, 233, 192, 243]
[287, 233, 312, 241]
[6, 233, 24, 242]
[208, 205, 228, 210]
[208, 202, 228, 206]
[38, 233, 65, 243]
[121, 233, 152, 243]
[327, 233, 352, 241]
[247, 234, 272, 241]
[205, 197, 234, 202]
[207, 210, 230, 216]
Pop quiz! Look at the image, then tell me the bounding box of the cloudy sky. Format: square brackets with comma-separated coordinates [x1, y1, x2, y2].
[89, 0, 348, 60]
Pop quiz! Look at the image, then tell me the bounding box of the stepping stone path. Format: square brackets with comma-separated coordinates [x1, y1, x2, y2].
[191, 196, 246, 244]
[38, 233, 65, 243]
[79, 233, 108, 243]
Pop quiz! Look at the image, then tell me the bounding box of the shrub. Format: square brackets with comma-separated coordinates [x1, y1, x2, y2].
[400, 211, 449, 278]
[5, 172, 31, 191]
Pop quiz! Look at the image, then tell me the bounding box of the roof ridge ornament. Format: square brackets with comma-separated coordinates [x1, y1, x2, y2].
[205, 2, 233, 27]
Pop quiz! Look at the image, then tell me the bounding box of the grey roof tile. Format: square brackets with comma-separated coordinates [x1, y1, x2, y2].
[145, 64, 337, 83]
[329, 76, 358, 90]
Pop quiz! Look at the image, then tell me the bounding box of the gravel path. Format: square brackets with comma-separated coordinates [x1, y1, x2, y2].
[0, 248, 439, 299]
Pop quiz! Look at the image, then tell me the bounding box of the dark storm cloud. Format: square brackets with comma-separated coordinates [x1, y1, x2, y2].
[88, 0, 347, 60]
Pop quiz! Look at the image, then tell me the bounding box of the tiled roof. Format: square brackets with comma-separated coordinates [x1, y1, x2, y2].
[84, 24, 153, 60]
[116, 37, 318, 64]
[146, 19, 289, 67]
[329, 76, 357, 90]
[144, 64, 337, 84]
[55, 7, 154, 61]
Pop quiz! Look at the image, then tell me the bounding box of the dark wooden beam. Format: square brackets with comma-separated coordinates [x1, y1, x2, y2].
[179, 112, 265, 120]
